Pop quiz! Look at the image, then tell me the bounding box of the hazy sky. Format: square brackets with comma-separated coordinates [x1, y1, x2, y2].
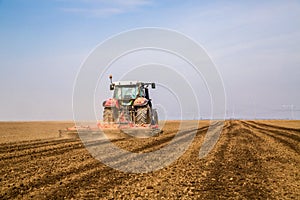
[0, 0, 300, 120]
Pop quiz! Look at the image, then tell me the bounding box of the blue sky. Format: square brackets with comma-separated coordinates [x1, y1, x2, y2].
[0, 0, 300, 120]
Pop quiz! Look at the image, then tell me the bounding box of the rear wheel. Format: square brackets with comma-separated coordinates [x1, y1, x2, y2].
[136, 106, 150, 124]
[103, 108, 113, 122]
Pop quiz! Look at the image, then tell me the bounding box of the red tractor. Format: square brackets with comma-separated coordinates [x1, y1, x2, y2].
[102, 75, 159, 128]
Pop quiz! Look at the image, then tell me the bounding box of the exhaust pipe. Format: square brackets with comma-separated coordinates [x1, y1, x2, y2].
[109, 75, 114, 90]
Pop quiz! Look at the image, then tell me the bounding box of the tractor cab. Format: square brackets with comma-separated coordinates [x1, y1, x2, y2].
[113, 82, 141, 100]
[111, 81, 154, 100]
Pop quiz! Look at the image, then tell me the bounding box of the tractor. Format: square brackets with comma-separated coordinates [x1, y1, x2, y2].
[59, 75, 160, 138]
[102, 75, 159, 127]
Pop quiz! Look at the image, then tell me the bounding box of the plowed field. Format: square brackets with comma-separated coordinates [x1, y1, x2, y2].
[0, 120, 299, 199]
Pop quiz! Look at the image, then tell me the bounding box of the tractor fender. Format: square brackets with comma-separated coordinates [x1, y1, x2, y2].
[103, 98, 119, 108]
[133, 97, 149, 106]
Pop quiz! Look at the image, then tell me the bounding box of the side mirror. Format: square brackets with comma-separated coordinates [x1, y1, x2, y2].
[151, 83, 156, 89]
[110, 84, 114, 90]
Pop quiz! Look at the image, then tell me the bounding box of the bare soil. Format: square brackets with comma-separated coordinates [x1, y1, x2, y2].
[0, 120, 299, 199]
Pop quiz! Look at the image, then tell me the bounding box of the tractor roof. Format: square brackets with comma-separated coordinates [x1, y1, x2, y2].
[112, 81, 155, 88]
[113, 81, 141, 86]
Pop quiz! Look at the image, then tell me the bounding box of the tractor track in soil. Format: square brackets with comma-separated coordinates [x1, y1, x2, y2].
[0, 120, 299, 199]
[241, 121, 300, 153]
[0, 138, 79, 153]
[199, 121, 272, 199]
